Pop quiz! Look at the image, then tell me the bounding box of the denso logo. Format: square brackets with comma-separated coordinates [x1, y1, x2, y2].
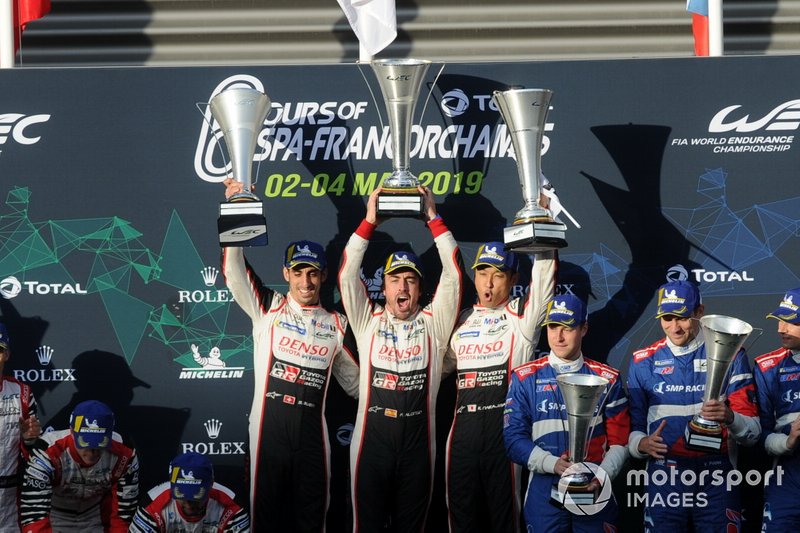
[270, 362, 300, 382]
[372, 372, 398, 390]
[377, 344, 422, 360]
[457, 372, 477, 389]
[709, 100, 800, 133]
[277, 337, 330, 356]
[0, 113, 51, 146]
[456, 341, 504, 356]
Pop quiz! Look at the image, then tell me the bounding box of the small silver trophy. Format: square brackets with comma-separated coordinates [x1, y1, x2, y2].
[371, 58, 431, 217]
[552, 373, 609, 507]
[685, 314, 753, 452]
[209, 88, 271, 247]
[492, 88, 568, 252]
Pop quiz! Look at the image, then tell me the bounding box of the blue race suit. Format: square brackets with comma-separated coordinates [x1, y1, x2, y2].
[627, 332, 760, 533]
[504, 353, 630, 533]
[753, 348, 800, 531]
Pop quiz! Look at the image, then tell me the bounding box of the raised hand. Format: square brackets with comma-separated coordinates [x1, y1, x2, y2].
[638, 419, 668, 459]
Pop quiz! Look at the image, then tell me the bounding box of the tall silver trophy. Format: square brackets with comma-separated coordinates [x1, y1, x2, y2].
[371, 58, 431, 217]
[210, 88, 271, 247]
[493, 88, 567, 252]
[552, 373, 609, 506]
[685, 314, 753, 452]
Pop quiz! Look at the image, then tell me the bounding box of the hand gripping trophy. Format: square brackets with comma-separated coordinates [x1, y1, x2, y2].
[209, 87, 271, 247]
[370, 58, 431, 217]
[685, 314, 753, 451]
[553, 373, 609, 507]
[492, 88, 568, 252]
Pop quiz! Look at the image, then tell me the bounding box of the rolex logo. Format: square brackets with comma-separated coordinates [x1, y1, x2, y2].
[36, 345, 54, 365]
[201, 266, 219, 287]
[204, 419, 222, 439]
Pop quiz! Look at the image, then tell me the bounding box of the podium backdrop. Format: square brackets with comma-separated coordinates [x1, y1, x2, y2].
[1, 56, 798, 531]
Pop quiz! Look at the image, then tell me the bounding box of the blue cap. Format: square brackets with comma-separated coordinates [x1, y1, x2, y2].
[767, 288, 800, 324]
[70, 400, 114, 449]
[284, 240, 326, 270]
[384, 251, 423, 278]
[655, 281, 701, 318]
[0, 323, 9, 350]
[541, 295, 587, 327]
[170, 452, 214, 501]
[471, 242, 518, 272]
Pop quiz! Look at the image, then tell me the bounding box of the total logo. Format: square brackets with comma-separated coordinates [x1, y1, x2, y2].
[181, 418, 246, 455]
[0, 276, 88, 299]
[176, 266, 234, 304]
[0, 113, 51, 148]
[12, 345, 76, 383]
[666, 264, 754, 284]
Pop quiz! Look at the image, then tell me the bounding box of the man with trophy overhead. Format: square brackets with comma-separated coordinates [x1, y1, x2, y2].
[212, 85, 360, 531]
[626, 280, 760, 533]
[442, 242, 555, 533]
[504, 295, 630, 532]
[338, 186, 462, 532]
[754, 288, 800, 531]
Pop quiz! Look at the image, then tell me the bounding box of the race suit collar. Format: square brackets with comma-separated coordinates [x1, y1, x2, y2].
[547, 352, 585, 374]
[473, 297, 511, 311]
[666, 329, 704, 356]
[286, 293, 321, 313]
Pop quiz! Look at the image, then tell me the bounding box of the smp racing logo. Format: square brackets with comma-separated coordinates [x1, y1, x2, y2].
[670, 100, 800, 153]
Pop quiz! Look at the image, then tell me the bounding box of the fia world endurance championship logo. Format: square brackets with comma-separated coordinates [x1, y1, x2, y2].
[556, 462, 613, 516]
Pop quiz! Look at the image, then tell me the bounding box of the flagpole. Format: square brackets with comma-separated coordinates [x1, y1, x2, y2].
[0, 0, 15, 68]
[708, 0, 724, 56]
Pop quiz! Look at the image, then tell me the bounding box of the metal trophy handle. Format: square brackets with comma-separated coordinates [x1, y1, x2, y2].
[209, 87, 271, 247]
[492, 88, 568, 252]
[685, 314, 753, 451]
[552, 373, 609, 507]
[371, 58, 431, 217]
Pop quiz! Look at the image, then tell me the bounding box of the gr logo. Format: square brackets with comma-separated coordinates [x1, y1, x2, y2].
[372, 372, 398, 390]
[270, 362, 300, 382]
[457, 372, 477, 389]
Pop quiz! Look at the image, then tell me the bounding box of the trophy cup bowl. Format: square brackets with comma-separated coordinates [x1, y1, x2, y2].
[209, 87, 271, 247]
[370, 58, 431, 217]
[551, 373, 609, 507]
[685, 314, 753, 452]
[492, 88, 568, 252]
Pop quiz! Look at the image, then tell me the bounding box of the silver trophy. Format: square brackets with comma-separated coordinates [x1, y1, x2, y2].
[552, 373, 609, 506]
[371, 58, 431, 217]
[492, 88, 568, 252]
[685, 314, 753, 452]
[210, 87, 271, 247]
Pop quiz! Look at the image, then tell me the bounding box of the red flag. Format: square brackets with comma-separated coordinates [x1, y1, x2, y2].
[687, 0, 709, 56]
[13, 0, 51, 51]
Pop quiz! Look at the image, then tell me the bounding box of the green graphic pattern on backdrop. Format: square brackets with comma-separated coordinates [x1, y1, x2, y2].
[0, 186, 253, 368]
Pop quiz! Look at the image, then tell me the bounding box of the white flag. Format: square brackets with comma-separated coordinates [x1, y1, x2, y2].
[337, 0, 397, 57]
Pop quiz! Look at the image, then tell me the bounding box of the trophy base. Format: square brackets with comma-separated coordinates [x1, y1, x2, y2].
[218, 201, 268, 247]
[503, 219, 568, 253]
[550, 472, 598, 508]
[377, 190, 423, 218]
[685, 417, 723, 452]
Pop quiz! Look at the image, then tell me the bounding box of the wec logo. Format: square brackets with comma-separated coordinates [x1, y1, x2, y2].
[709, 100, 800, 133]
[0, 113, 51, 146]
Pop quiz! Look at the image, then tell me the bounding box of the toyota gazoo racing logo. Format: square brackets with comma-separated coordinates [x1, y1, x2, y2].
[0, 113, 51, 148]
[372, 371, 398, 390]
[270, 362, 300, 382]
